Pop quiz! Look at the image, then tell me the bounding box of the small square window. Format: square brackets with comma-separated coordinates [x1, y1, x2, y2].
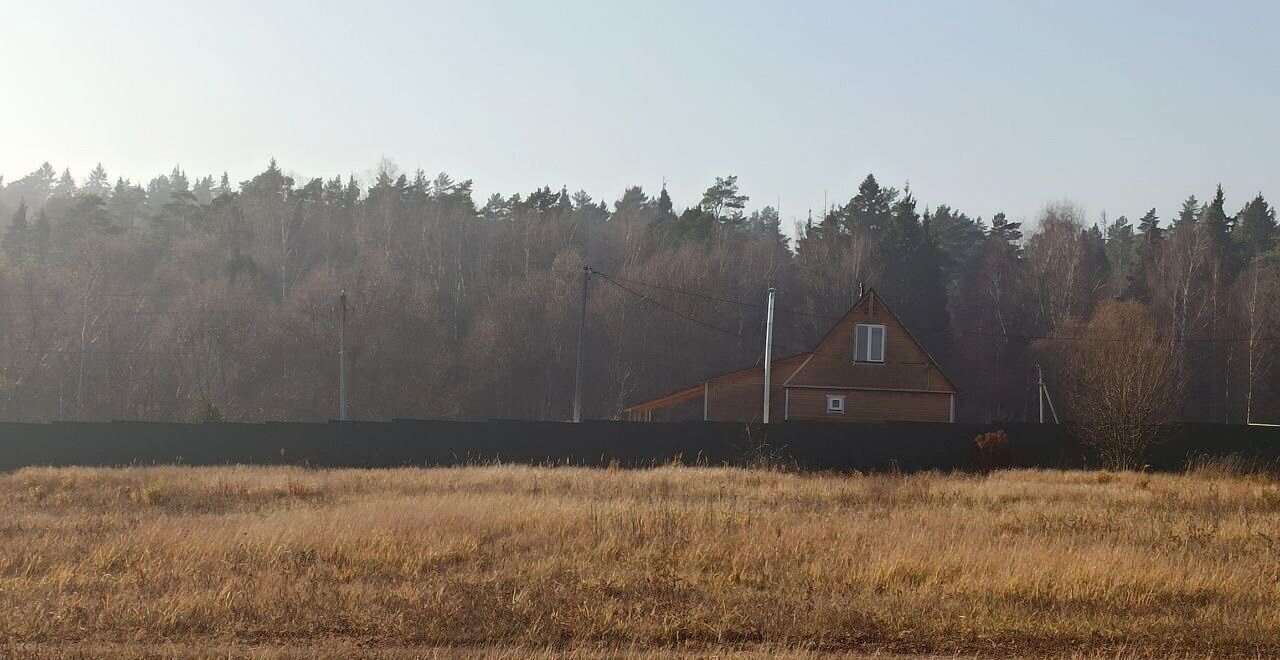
[854, 324, 885, 363]
[826, 395, 846, 414]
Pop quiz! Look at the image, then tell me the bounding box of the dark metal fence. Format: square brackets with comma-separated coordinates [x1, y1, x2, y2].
[0, 419, 1275, 472]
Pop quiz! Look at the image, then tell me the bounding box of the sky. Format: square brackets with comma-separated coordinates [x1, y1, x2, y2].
[2, 0, 1278, 231]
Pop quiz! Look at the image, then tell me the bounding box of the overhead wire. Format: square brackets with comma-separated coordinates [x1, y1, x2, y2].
[591, 270, 813, 355]
[591, 270, 1280, 345]
[596, 271, 841, 321]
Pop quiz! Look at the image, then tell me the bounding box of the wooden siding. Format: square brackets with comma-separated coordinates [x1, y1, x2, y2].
[621, 289, 957, 424]
[705, 355, 808, 422]
[706, 381, 788, 422]
[786, 292, 954, 393]
[631, 395, 703, 422]
[785, 388, 952, 423]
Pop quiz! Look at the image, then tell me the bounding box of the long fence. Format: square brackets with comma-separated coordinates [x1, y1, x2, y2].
[1, 419, 1278, 472]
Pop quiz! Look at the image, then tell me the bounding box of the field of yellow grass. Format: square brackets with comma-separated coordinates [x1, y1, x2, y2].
[1, 464, 1279, 658]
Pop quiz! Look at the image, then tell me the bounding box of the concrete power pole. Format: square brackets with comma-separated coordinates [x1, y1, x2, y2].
[763, 288, 776, 423]
[1037, 364, 1044, 424]
[339, 289, 348, 421]
[1036, 363, 1059, 424]
[572, 266, 590, 423]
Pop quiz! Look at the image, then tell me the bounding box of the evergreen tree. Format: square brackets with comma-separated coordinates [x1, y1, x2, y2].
[1176, 195, 1201, 228]
[51, 169, 77, 198]
[656, 185, 675, 223]
[32, 208, 51, 261]
[571, 190, 608, 227]
[83, 163, 111, 197]
[988, 212, 1022, 247]
[6, 162, 56, 208]
[192, 175, 214, 204]
[1233, 193, 1276, 262]
[243, 158, 291, 197]
[213, 172, 233, 198]
[1202, 184, 1231, 241]
[842, 173, 895, 236]
[2, 201, 30, 264]
[698, 175, 747, 222]
[107, 177, 147, 228]
[1127, 208, 1162, 301]
[925, 204, 985, 284]
[1104, 214, 1136, 295]
[613, 186, 652, 218]
[1136, 207, 1162, 240]
[481, 193, 514, 222]
[747, 205, 789, 250]
[879, 187, 949, 343]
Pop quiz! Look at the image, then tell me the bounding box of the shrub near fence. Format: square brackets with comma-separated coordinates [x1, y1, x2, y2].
[0, 419, 1276, 472]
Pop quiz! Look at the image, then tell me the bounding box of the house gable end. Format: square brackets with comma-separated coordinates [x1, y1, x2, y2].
[786, 290, 956, 393]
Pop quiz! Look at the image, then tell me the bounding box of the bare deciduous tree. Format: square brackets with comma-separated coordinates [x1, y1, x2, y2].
[1043, 301, 1186, 469]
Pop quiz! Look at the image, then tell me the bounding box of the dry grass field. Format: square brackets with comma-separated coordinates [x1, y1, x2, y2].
[1, 463, 1279, 658]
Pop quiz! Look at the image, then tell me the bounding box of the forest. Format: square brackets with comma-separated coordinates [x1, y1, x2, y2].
[0, 159, 1277, 425]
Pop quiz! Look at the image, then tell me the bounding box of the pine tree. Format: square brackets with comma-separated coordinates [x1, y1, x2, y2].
[843, 173, 895, 236]
[926, 204, 985, 283]
[698, 175, 747, 223]
[32, 208, 51, 261]
[988, 212, 1022, 247]
[747, 205, 789, 250]
[1126, 208, 1162, 302]
[1233, 193, 1276, 262]
[6, 162, 56, 207]
[213, 172, 233, 198]
[108, 177, 147, 228]
[83, 163, 111, 197]
[879, 187, 949, 343]
[51, 169, 77, 198]
[2, 201, 30, 264]
[656, 185, 675, 224]
[613, 186, 652, 218]
[169, 166, 190, 195]
[1176, 195, 1201, 228]
[192, 175, 214, 204]
[1202, 185, 1231, 239]
[1136, 207, 1162, 240]
[1104, 214, 1136, 295]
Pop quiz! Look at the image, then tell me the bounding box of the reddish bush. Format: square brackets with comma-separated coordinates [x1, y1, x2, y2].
[973, 430, 1010, 473]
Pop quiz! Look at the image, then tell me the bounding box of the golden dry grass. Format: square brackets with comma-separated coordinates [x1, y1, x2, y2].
[1, 464, 1278, 658]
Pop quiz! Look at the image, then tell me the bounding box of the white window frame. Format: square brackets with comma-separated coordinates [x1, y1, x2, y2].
[826, 394, 846, 414]
[854, 323, 886, 363]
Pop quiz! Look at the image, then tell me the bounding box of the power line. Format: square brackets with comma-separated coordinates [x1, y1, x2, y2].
[593, 271, 1280, 345]
[913, 326, 1280, 344]
[593, 271, 812, 354]
[0, 348, 216, 357]
[594, 271, 841, 321]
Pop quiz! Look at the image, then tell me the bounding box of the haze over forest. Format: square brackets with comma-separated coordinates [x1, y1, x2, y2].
[0, 159, 1276, 423]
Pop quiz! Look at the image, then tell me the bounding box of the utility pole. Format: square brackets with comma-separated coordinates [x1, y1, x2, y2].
[339, 289, 348, 421]
[1036, 363, 1059, 424]
[572, 266, 590, 423]
[1037, 364, 1044, 424]
[763, 287, 776, 423]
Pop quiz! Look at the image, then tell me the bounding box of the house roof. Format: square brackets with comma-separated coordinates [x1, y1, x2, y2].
[623, 352, 810, 413]
[801, 287, 957, 393]
[624, 288, 956, 411]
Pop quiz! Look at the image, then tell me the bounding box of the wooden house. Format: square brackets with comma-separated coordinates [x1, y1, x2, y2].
[623, 288, 956, 423]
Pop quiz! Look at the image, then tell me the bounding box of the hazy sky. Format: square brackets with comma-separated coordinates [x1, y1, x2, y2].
[3, 0, 1278, 229]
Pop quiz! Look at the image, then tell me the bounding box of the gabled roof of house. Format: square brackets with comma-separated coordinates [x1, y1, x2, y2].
[794, 287, 956, 393]
[624, 288, 956, 411]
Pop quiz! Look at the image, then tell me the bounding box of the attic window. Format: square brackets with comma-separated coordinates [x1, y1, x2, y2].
[826, 395, 846, 414]
[855, 324, 885, 363]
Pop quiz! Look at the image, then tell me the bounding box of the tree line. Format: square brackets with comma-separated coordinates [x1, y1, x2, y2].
[0, 160, 1276, 428]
